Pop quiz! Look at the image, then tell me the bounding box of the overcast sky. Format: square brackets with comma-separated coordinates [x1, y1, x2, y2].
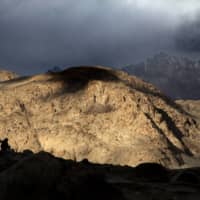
[0, 0, 200, 75]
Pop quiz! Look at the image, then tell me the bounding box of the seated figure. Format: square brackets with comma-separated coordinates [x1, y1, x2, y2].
[0, 138, 11, 154]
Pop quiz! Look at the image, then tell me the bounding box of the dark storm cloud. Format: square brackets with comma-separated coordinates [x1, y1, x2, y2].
[0, 0, 199, 74]
[175, 18, 200, 52]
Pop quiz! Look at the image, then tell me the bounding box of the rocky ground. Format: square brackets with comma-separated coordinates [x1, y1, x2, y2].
[0, 148, 200, 200]
[0, 66, 199, 168]
[0, 69, 18, 82]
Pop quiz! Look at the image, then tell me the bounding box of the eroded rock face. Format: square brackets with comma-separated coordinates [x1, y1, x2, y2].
[0, 66, 199, 168]
[0, 69, 18, 82]
[176, 100, 200, 124]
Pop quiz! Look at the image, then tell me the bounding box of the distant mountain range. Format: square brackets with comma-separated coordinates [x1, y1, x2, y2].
[122, 53, 200, 99]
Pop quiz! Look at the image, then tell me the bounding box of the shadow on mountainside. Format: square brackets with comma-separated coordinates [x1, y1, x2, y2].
[156, 108, 194, 156]
[1, 141, 200, 200]
[46, 66, 189, 115]
[47, 66, 121, 95]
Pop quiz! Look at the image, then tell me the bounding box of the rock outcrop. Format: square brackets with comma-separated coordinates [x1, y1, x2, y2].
[0, 69, 18, 82]
[0, 66, 199, 168]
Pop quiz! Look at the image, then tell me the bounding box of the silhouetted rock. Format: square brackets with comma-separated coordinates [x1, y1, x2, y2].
[0, 149, 200, 199]
[172, 171, 200, 184]
[0, 150, 125, 200]
[135, 163, 169, 182]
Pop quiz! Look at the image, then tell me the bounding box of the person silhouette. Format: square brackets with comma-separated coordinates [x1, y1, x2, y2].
[0, 138, 11, 154]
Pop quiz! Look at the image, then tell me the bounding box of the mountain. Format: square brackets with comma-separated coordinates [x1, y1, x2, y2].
[0, 66, 199, 168]
[0, 69, 18, 82]
[122, 53, 200, 99]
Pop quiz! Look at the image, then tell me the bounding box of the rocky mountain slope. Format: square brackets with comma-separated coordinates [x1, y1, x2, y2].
[0, 69, 18, 82]
[0, 66, 199, 168]
[123, 53, 200, 99]
[176, 100, 200, 123]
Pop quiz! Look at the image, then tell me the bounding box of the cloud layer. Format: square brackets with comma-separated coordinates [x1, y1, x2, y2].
[0, 0, 200, 74]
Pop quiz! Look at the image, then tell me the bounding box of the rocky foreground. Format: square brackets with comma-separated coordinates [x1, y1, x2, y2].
[0, 66, 200, 168]
[0, 149, 200, 200]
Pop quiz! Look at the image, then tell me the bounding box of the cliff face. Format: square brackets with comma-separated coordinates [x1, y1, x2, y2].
[123, 53, 200, 99]
[0, 66, 199, 168]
